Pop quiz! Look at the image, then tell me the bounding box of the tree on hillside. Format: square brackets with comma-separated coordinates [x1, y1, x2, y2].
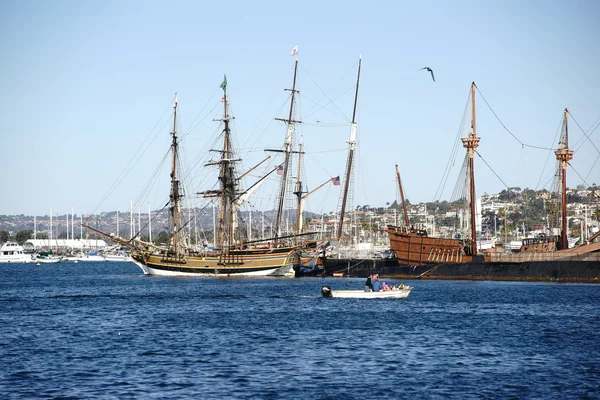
[0, 230, 9, 243]
[498, 189, 511, 201]
[15, 230, 33, 245]
[436, 200, 452, 214]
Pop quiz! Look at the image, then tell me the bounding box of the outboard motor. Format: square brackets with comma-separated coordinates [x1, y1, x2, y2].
[321, 285, 332, 298]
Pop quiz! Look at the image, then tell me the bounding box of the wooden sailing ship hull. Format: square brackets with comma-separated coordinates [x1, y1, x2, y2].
[386, 225, 474, 266]
[386, 225, 600, 268]
[321, 253, 600, 282]
[130, 246, 302, 277]
[369, 259, 600, 282]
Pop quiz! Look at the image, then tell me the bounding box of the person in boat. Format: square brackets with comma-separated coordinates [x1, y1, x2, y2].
[390, 283, 397, 291]
[364, 275, 373, 292]
[371, 274, 382, 292]
[381, 281, 389, 291]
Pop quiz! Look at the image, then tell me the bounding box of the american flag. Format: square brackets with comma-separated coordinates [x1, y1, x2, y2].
[332, 176, 341, 186]
[276, 164, 284, 175]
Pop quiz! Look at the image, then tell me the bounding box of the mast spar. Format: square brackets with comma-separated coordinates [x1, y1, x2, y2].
[555, 108, 573, 250]
[274, 59, 301, 246]
[461, 82, 479, 254]
[337, 56, 361, 239]
[216, 75, 237, 251]
[170, 94, 182, 255]
[395, 164, 410, 227]
[294, 136, 304, 239]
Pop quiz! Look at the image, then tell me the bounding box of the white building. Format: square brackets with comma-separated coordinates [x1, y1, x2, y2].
[22, 239, 107, 251]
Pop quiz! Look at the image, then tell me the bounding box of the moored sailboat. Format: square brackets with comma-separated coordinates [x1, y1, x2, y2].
[294, 56, 363, 277]
[34, 251, 63, 263]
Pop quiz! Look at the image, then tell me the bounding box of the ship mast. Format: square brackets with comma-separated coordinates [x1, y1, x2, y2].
[170, 95, 182, 255]
[217, 75, 237, 251]
[274, 59, 300, 245]
[461, 82, 479, 254]
[395, 164, 410, 227]
[294, 136, 304, 238]
[555, 108, 573, 250]
[337, 56, 361, 239]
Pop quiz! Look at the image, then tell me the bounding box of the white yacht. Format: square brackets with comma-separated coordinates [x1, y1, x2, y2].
[103, 252, 133, 262]
[67, 252, 105, 262]
[0, 242, 34, 263]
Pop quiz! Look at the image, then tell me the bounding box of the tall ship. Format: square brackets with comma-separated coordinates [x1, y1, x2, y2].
[293, 56, 363, 277]
[382, 82, 600, 280]
[84, 61, 317, 276]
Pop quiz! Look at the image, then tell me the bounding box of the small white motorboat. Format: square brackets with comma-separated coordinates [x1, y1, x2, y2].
[35, 255, 63, 264]
[321, 285, 412, 299]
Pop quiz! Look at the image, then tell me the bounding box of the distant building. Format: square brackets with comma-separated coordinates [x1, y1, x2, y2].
[536, 192, 552, 200]
[23, 239, 107, 251]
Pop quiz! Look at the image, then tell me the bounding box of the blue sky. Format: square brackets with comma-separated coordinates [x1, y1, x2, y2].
[1, 0, 598, 217]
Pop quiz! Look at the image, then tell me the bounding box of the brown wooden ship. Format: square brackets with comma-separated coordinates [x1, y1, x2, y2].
[384, 82, 600, 274]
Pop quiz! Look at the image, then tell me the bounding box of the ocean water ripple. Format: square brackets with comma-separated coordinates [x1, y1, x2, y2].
[1, 263, 599, 399]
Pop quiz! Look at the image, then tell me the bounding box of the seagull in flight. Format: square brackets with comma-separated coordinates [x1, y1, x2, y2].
[420, 67, 435, 82]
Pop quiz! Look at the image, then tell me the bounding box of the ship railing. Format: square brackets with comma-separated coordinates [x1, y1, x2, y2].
[489, 251, 600, 262]
[160, 253, 187, 264]
[218, 254, 244, 266]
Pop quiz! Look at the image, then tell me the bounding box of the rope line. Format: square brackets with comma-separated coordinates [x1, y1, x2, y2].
[569, 112, 600, 156]
[475, 150, 510, 190]
[475, 87, 555, 151]
[568, 162, 592, 189]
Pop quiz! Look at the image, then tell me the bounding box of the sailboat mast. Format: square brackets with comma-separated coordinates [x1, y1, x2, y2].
[337, 56, 361, 239]
[274, 60, 300, 245]
[294, 137, 304, 237]
[395, 164, 410, 227]
[555, 108, 573, 250]
[462, 82, 479, 253]
[170, 95, 181, 254]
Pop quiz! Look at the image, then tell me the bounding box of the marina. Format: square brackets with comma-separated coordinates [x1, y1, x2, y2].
[3, 72, 598, 282]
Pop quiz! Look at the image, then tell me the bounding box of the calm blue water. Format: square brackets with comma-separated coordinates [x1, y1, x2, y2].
[1, 262, 599, 399]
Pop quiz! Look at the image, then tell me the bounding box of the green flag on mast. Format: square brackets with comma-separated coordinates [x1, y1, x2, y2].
[220, 75, 227, 93]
